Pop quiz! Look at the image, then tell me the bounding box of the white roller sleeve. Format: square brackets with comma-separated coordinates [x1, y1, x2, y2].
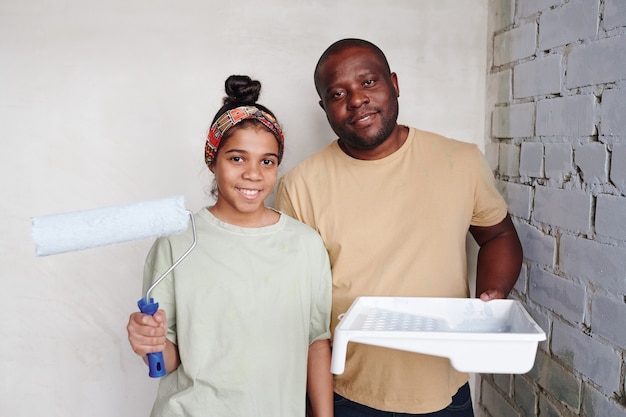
[31, 196, 189, 256]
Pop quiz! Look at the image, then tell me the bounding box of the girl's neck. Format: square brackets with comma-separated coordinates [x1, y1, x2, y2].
[208, 205, 280, 228]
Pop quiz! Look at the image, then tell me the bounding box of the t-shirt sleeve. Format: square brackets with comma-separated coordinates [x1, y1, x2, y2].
[308, 236, 332, 344]
[471, 149, 508, 227]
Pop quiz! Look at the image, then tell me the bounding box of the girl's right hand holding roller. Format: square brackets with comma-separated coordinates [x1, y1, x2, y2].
[127, 310, 169, 359]
[127, 310, 181, 374]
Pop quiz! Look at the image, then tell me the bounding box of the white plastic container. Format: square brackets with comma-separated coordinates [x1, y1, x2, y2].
[331, 297, 546, 375]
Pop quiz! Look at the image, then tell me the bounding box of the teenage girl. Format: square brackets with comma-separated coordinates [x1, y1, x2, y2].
[127, 75, 333, 417]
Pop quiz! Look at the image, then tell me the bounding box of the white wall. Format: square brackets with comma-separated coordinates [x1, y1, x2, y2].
[0, 1, 487, 415]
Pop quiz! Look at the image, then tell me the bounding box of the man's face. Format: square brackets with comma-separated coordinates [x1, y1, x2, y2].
[315, 46, 399, 151]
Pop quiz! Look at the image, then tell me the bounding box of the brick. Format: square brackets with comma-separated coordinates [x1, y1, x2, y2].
[591, 293, 626, 348]
[538, 393, 578, 417]
[485, 143, 499, 171]
[493, 373, 511, 393]
[514, 375, 537, 417]
[610, 144, 626, 194]
[527, 350, 581, 409]
[567, 36, 626, 87]
[492, 102, 534, 138]
[497, 181, 532, 220]
[582, 384, 626, 417]
[533, 186, 591, 234]
[528, 266, 586, 324]
[536, 95, 595, 137]
[487, 69, 510, 105]
[481, 381, 521, 417]
[489, 0, 514, 33]
[595, 194, 626, 241]
[604, 0, 626, 30]
[560, 234, 626, 293]
[520, 142, 543, 177]
[538, 0, 599, 50]
[515, 222, 555, 266]
[498, 143, 520, 176]
[517, 0, 562, 19]
[544, 143, 573, 179]
[513, 54, 561, 98]
[600, 88, 626, 136]
[513, 262, 528, 295]
[494, 23, 537, 66]
[552, 320, 620, 395]
[574, 142, 608, 184]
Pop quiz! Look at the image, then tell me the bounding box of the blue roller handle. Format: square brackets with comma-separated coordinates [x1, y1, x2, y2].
[137, 297, 166, 378]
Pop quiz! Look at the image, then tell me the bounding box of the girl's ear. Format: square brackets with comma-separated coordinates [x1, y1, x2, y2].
[208, 163, 215, 173]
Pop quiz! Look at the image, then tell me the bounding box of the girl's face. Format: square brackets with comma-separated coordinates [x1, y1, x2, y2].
[210, 126, 280, 226]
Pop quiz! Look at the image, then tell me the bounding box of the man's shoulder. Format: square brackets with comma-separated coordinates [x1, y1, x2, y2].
[410, 126, 477, 147]
[281, 141, 338, 182]
[409, 126, 480, 156]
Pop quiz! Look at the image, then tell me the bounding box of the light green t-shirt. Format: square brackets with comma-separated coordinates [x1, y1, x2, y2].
[275, 127, 508, 413]
[143, 208, 332, 417]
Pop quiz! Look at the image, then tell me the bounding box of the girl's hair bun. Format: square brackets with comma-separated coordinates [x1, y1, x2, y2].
[223, 75, 261, 105]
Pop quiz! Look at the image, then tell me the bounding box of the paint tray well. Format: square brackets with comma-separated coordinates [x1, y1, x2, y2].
[331, 297, 546, 375]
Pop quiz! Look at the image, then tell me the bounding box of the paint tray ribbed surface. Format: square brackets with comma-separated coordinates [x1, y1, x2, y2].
[331, 297, 546, 375]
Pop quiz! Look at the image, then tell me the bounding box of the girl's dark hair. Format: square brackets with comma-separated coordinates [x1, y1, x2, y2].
[210, 75, 277, 125]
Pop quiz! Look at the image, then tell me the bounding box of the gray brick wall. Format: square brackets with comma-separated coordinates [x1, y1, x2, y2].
[513, 55, 562, 98]
[567, 36, 626, 88]
[595, 194, 626, 240]
[520, 142, 544, 178]
[610, 144, 626, 193]
[536, 95, 595, 137]
[492, 102, 535, 138]
[481, 0, 626, 416]
[574, 142, 608, 184]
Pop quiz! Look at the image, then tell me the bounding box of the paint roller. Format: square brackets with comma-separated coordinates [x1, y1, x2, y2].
[31, 195, 197, 378]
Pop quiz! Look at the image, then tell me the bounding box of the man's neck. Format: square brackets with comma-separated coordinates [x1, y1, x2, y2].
[339, 125, 409, 160]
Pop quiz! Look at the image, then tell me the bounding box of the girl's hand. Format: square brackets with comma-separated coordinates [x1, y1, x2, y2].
[127, 309, 168, 358]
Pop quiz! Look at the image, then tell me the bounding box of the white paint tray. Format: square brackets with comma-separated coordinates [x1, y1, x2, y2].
[331, 297, 546, 375]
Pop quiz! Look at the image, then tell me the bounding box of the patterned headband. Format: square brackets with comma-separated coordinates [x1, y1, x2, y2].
[205, 105, 285, 167]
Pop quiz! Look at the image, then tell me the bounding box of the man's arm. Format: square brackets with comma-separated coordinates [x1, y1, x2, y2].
[469, 213, 523, 301]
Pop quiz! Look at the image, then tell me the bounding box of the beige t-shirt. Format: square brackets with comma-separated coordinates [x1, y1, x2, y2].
[275, 127, 507, 413]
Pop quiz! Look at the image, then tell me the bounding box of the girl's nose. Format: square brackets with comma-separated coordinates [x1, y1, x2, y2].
[243, 163, 261, 180]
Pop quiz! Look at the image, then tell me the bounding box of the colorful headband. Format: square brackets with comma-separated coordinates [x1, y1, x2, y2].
[205, 105, 285, 167]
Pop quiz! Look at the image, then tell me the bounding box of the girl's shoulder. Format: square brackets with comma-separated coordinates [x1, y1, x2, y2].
[279, 211, 314, 232]
[278, 212, 324, 242]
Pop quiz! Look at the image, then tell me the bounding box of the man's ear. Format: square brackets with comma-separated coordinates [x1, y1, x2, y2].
[391, 72, 400, 98]
[318, 99, 325, 110]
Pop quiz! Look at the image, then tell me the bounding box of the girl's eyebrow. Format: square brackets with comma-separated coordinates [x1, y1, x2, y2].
[262, 152, 280, 160]
[223, 148, 248, 154]
[223, 149, 279, 159]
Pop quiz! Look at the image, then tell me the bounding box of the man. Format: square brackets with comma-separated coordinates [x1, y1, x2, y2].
[275, 38, 523, 416]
